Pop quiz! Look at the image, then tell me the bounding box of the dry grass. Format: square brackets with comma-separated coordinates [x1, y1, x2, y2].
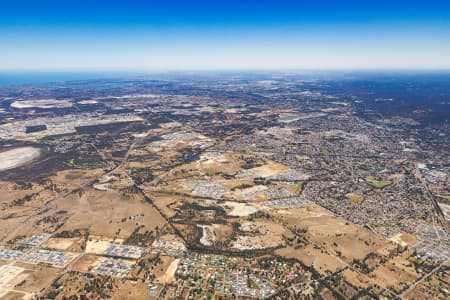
[275, 205, 392, 265]
[276, 245, 346, 275]
[71, 254, 102, 272]
[6, 264, 61, 294]
[42, 237, 80, 251]
[367, 254, 420, 293]
[50, 168, 105, 191]
[55, 188, 166, 238]
[154, 256, 175, 283]
[0, 181, 43, 204]
[341, 268, 372, 289]
[111, 280, 151, 299]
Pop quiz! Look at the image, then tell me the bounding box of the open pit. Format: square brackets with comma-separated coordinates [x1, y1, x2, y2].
[10, 99, 73, 109]
[0, 147, 41, 172]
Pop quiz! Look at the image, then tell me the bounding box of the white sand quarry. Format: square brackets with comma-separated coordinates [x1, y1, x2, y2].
[10, 99, 72, 109]
[0, 147, 41, 172]
[161, 258, 180, 283]
[198, 224, 220, 246]
[220, 201, 260, 217]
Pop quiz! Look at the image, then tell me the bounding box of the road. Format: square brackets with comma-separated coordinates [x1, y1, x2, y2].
[399, 260, 447, 299]
[413, 165, 448, 233]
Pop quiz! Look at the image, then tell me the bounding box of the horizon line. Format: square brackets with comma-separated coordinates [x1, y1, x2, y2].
[1, 68, 450, 73]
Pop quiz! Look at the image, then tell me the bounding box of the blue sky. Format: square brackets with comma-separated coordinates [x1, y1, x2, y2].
[1, 0, 449, 70]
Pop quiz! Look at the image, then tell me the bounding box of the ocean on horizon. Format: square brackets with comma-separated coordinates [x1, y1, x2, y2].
[0, 71, 141, 87]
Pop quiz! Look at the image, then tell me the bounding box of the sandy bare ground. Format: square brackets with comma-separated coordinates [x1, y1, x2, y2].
[10, 99, 72, 109]
[0, 264, 25, 289]
[389, 232, 417, 247]
[0, 264, 34, 299]
[198, 224, 220, 246]
[77, 100, 98, 105]
[85, 237, 115, 254]
[220, 201, 260, 217]
[42, 237, 78, 250]
[236, 162, 289, 179]
[232, 221, 286, 250]
[160, 258, 180, 283]
[0, 147, 41, 172]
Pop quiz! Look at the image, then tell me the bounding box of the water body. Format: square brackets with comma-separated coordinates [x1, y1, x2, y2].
[0, 71, 142, 87]
[185, 154, 200, 163]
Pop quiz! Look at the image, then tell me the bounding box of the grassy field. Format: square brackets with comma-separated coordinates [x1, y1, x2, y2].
[320, 148, 330, 156]
[365, 175, 392, 188]
[346, 193, 364, 205]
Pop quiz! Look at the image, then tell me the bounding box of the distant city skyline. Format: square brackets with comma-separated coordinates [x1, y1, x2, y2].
[1, 0, 450, 70]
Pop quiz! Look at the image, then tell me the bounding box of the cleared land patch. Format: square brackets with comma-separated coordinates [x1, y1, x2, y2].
[346, 193, 364, 205]
[0, 147, 41, 172]
[365, 175, 392, 189]
[10, 99, 72, 109]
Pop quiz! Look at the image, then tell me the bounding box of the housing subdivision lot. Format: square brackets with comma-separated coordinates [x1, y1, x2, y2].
[414, 223, 450, 263]
[104, 243, 147, 259]
[0, 249, 24, 261]
[149, 238, 186, 257]
[20, 233, 52, 247]
[263, 196, 312, 208]
[0, 248, 78, 268]
[92, 258, 135, 277]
